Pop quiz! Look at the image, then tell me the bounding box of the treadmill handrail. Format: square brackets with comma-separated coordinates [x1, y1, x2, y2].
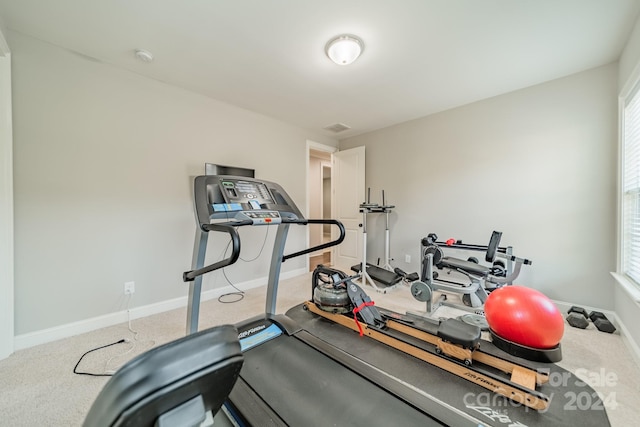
[182, 222, 247, 282]
[282, 219, 345, 261]
[182, 218, 344, 282]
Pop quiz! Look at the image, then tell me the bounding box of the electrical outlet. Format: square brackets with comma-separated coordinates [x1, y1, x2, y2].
[405, 254, 411, 263]
[124, 281, 135, 295]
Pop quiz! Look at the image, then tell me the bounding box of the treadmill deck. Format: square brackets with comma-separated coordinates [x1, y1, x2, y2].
[228, 304, 610, 427]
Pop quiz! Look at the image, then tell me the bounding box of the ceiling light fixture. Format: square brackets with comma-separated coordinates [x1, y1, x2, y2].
[134, 49, 154, 63]
[325, 34, 364, 65]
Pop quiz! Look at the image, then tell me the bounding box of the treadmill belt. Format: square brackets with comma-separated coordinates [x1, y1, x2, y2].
[238, 334, 445, 427]
[285, 304, 612, 427]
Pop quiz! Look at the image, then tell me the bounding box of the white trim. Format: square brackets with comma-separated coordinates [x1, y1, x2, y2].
[305, 140, 338, 271]
[0, 30, 13, 360]
[617, 95, 624, 273]
[611, 272, 640, 306]
[596, 273, 640, 366]
[620, 57, 640, 99]
[14, 268, 306, 350]
[307, 140, 338, 153]
[610, 273, 640, 366]
[0, 25, 10, 57]
[320, 160, 332, 255]
[615, 55, 640, 368]
[614, 310, 640, 368]
[617, 63, 640, 280]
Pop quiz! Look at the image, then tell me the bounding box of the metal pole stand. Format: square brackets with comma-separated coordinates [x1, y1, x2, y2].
[358, 205, 380, 290]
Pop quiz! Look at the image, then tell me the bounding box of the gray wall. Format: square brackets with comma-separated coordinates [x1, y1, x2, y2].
[341, 64, 618, 309]
[9, 31, 337, 335]
[619, 12, 640, 92]
[10, 16, 638, 336]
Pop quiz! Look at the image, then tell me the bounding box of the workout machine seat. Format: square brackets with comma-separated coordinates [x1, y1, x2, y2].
[83, 325, 243, 427]
[437, 318, 481, 348]
[439, 257, 491, 276]
[351, 262, 403, 287]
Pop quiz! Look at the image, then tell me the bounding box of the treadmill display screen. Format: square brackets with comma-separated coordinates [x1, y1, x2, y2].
[221, 180, 274, 206]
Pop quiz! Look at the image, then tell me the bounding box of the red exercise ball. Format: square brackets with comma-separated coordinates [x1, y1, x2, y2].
[484, 285, 564, 349]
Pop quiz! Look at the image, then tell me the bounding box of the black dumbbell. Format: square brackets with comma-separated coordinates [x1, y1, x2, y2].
[566, 306, 589, 329]
[589, 311, 617, 334]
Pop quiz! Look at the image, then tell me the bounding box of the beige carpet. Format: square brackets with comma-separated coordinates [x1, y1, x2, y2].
[1, 273, 639, 426]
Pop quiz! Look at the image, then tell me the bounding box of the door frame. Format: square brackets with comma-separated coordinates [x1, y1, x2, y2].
[0, 27, 14, 360]
[306, 140, 338, 272]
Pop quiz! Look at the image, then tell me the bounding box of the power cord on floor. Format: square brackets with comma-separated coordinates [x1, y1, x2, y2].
[102, 294, 139, 373]
[126, 292, 140, 342]
[73, 338, 130, 377]
[74, 293, 155, 377]
[218, 272, 245, 304]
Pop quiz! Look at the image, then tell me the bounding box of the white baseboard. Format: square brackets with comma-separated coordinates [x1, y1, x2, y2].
[14, 268, 306, 351]
[19, 270, 640, 368]
[614, 312, 640, 368]
[610, 273, 640, 367]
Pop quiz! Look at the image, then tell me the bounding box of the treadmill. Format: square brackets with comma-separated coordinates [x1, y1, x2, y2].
[183, 175, 611, 427]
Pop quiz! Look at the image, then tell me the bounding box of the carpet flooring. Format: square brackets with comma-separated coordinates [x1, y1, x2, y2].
[1, 272, 639, 426]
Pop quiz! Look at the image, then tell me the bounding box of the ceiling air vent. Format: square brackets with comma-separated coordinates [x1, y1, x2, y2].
[323, 123, 351, 133]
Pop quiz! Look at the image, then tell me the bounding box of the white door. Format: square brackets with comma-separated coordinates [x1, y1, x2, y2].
[332, 146, 365, 270]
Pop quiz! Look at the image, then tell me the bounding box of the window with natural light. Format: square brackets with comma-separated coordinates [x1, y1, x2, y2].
[623, 81, 640, 286]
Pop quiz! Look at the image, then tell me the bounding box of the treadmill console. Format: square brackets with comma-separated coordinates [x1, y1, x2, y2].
[234, 210, 282, 225]
[220, 179, 275, 206]
[192, 175, 304, 227]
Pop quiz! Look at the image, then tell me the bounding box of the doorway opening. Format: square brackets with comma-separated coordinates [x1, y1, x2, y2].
[308, 144, 335, 272]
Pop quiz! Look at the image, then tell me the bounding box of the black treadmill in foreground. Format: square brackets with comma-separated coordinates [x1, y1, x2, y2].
[183, 175, 611, 427]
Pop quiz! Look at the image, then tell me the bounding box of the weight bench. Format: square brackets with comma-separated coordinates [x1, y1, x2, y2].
[412, 231, 532, 316]
[351, 262, 403, 288]
[438, 257, 491, 277]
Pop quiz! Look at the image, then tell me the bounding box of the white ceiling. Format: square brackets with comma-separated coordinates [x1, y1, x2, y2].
[1, 0, 639, 139]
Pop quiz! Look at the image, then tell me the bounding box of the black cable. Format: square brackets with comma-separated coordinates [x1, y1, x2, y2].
[239, 226, 270, 262]
[217, 290, 244, 303]
[215, 235, 246, 303]
[73, 339, 126, 377]
[216, 225, 270, 303]
[218, 275, 245, 303]
[218, 266, 245, 303]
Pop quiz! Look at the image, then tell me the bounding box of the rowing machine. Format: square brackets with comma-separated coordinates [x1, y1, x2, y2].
[307, 265, 551, 410]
